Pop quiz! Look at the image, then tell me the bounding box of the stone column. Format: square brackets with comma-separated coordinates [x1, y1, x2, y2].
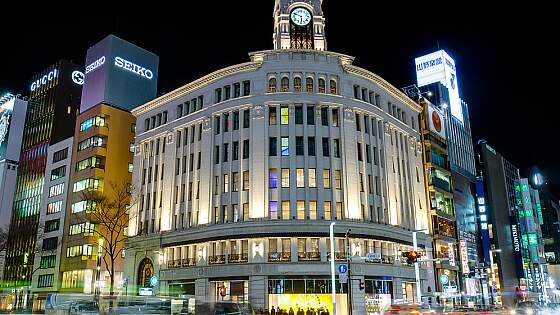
[195, 277, 209, 302]
[250, 275, 267, 312]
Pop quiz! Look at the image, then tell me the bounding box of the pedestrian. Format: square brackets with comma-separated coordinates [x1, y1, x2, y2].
[289, 307, 294, 315]
[271, 306, 276, 315]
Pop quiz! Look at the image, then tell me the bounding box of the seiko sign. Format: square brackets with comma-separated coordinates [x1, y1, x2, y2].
[114, 56, 153, 80]
[30, 69, 59, 91]
[85, 56, 106, 74]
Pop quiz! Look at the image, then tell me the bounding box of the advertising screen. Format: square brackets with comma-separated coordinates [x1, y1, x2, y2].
[0, 100, 13, 160]
[268, 294, 347, 314]
[81, 35, 159, 113]
[415, 50, 464, 124]
[426, 102, 446, 139]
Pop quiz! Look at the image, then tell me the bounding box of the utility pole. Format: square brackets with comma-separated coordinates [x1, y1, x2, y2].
[329, 222, 337, 315]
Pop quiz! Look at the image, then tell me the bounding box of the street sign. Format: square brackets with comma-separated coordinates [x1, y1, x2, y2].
[338, 264, 348, 274]
[439, 275, 449, 285]
[339, 273, 348, 283]
[366, 252, 382, 260]
[150, 275, 159, 287]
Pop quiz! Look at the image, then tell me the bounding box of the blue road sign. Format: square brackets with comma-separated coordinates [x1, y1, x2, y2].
[439, 275, 449, 285]
[338, 264, 348, 273]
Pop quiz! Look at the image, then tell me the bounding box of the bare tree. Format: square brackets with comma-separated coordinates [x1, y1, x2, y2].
[79, 181, 135, 296]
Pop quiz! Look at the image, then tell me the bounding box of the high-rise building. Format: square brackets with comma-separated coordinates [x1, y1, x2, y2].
[124, 1, 433, 314]
[0, 94, 28, 280]
[2, 60, 83, 308]
[475, 140, 550, 305]
[413, 50, 482, 304]
[57, 35, 158, 300]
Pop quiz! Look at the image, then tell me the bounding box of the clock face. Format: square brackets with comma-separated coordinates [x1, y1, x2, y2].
[290, 7, 312, 26]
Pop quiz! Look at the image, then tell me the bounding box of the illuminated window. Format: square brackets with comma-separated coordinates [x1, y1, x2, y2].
[281, 106, 289, 124]
[232, 172, 239, 192]
[49, 183, 64, 197]
[324, 201, 332, 220]
[282, 201, 290, 220]
[243, 203, 249, 221]
[294, 77, 302, 92]
[269, 106, 277, 125]
[71, 200, 96, 213]
[269, 201, 278, 220]
[69, 222, 95, 236]
[281, 77, 289, 92]
[269, 168, 278, 189]
[243, 170, 250, 191]
[281, 169, 290, 187]
[309, 201, 317, 220]
[296, 168, 305, 188]
[50, 166, 66, 180]
[334, 170, 342, 189]
[76, 156, 103, 171]
[330, 79, 337, 94]
[323, 169, 331, 188]
[223, 174, 229, 193]
[297, 201, 305, 219]
[281, 137, 289, 156]
[73, 178, 102, 193]
[268, 77, 277, 93]
[306, 77, 314, 93]
[336, 202, 343, 219]
[47, 200, 63, 214]
[214, 176, 219, 195]
[308, 168, 316, 188]
[80, 115, 105, 132]
[318, 78, 326, 93]
[128, 163, 134, 173]
[78, 136, 104, 151]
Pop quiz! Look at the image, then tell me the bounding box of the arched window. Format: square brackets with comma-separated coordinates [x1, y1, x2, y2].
[268, 77, 277, 93]
[294, 77, 302, 92]
[318, 78, 326, 93]
[281, 77, 289, 92]
[137, 258, 154, 287]
[330, 79, 337, 94]
[306, 77, 314, 93]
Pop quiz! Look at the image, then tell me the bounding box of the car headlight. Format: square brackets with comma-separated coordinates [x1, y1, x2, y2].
[510, 310, 516, 315]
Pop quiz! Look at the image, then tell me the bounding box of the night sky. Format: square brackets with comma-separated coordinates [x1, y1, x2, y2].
[1, 1, 558, 195]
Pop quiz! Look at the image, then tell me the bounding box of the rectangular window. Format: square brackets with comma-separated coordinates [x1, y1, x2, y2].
[321, 107, 328, 126]
[364, 115, 370, 134]
[50, 166, 66, 180]
[176, 104, 183, 118]
[359, 173, 365, 192]
[233, 82, 241, 98]
[223, 174, 229, 193]
[224, 85, 231, 100]
[309, 201, 317, 220]
[297, 201, 305, 220]
[215, 88, 222, 103]
[42, 237, 58, 251]
[269, 168, 278, 189]
[243, 203, 249, 221]
[308, 137, 315, 156]
[47, 200, 64, 214]
[243, 109, 250, 128]
[373, 147, 379, 165]
[357, 143, 363, 161]
[281, 106, 289, 124]
[269, 201, 278, 220]
[214, 176, 220, 195]
[282, 201, 290, 220]
[243, 139, 249, 159]
[214, 116, 221, 134]
[49, 183, 64, 197]
[269, 106, 277, 125]
[307, 105, 315, 125]
[243, 170, 250, 191]
[71, 200, 96, 214]
[308, 168, 316, 188]
[38, 274, 54, 288]
[368, 175, 374, 193]
[40, 255, 56, 269]
[366, 144, 371, 163]
[78, 136, 104, 151]
[76, 156, 103, 172]
[52, 148, 69, 163]
[233, 141, 239, 160]
[332, 108, 339, 127]
[269, 137, 277, 156]
[323, 169, 331, 188]
[232, 172, 239, 192]
[336, 202, 343, 219]
[73, 178, 101, 193]
[80, 115, 105, 132]
[214, 146, 220, 164]
[69, 222, 95, 236]
[281, 137, 289, 156]
[296, 168, 305, 188]
[324, 201, 332, 220]
[356, 113, 361, 131]
[44, 219, 60, 233]
[296, 136, 304, 155]
[243, 81, 251, 96]
[375, 176, 381, 195]
[223, 143, 229, 162]
[322, 138, 330, 157]
[233, 111, 240, 130]
[295, 106, 303, 124]
[333, 139, 340, 158]
[281, 169, 290, 187]
[335, 170, 342, 189]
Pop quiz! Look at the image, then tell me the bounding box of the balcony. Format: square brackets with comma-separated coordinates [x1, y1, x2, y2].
[432, 177, 451, 193]
[327, 252, 348, 261]
[365, 254, 394, 265]
[228, 253, 248, 264]
[182, 258, 196, 267]
[298, 251, 321, 262]
[268, 252, 291, 262]
[208, 255, 226, 265]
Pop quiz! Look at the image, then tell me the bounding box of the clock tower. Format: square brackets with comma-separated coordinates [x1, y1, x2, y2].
[273, 0, 327, 50]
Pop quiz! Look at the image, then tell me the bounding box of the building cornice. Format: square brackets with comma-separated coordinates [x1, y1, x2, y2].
[342, 64, 423, 113]
[249, 49, 355, 65]
[132, 61, 263, 116]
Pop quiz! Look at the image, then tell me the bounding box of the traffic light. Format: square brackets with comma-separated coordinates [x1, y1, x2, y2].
[219, 286, 227, 297]
[402, 251, 421, 264]
[359, 280, 365, 291]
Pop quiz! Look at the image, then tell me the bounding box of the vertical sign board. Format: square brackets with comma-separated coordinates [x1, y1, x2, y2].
[459, 240, 470, 274]
[0, 100, 14, 160]
[426, 102, 446, 139]
[475, 178, 491, 265]
[81, 34, 159, 113]
[415, 50, 463, 124]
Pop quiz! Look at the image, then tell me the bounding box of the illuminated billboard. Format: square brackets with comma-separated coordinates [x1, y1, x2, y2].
[415, 50, 463, 124]
[81, 34, 159, 113]
[426, 102, 446, 139]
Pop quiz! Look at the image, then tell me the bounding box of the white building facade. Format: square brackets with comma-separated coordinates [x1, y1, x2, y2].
[125, 1, 433, 314]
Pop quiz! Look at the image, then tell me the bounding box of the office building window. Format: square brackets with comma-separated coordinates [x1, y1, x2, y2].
[223, 143, 229, 162]
[336, 202, 343, 220]
[308, 137, 316, 156]
[356, 113, 361, 131]
[281, 137, 289, 156]
[214, 146, 220, 164]
[243, 139, 249, 159]
[243, 80, 251, 96]
[232, 172, 239, 192]
[268, 77, 277, 93]
[243, 109, 250, 128]
[333, 139, 340, 158]
[233, 141, 239, 160]
[243, 170, 250, 190]
[296, 136, 304, 155]
[357, 143, 363, 161]
[324, 201, 332, 220]
[47, 200, 64, 214]
[282, 201, 290, 220]
[332, 108, 339, 127]
[281, 77, 289, 92]
[269, 137, 277, 156]
[269, 106, 277, 125]
[295, 105, 303, 124]
[269, 168, 278, 188]
[51, 166, 66, 180]
[53, 148, 68, 163]
[321, 107, 328, 126]
[243, 203, 249, 221]
[323, 169, 331, 188]
[281, 169, 290, 187]
[281, 106, 289, 124]
[330, 79, 337, 94]
[223, 174, 229, 193]
[270, 201, 278, 219]
[309, 201, 317, 220]
[335, 170, 342, 189]
[306, 77, 314, 92]
[308, 168, 316, 188]
[294, 77, 302, 92]
[49, 183, 65, 197]
[318, 78, 326, 93]
[322, 138, 330, 157]
[297, 201, 305, 219]
[296, 168, 305, 188]
[233, 111, 240, 130]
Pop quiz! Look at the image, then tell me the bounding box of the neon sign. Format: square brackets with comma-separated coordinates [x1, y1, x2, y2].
[85, 56, 105, 74]
[114, 56, 153, 79]
[30, 69, 58, 91]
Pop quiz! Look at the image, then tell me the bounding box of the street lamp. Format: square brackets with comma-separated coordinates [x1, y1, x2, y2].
[329, 222, 337, 315]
